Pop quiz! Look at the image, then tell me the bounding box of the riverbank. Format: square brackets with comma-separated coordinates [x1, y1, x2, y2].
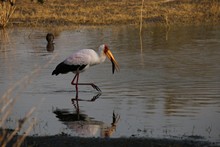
[1, 128, 219, 147]
[7, 0, 220, 28]
[4, 135, 219, 147]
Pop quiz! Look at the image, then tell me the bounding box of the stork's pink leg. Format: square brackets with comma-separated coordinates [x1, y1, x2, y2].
[71, 73, 79, 98]
[71, 73, 101, 92]
[75, 73, 79, 96]
[71, 74, 78, 85]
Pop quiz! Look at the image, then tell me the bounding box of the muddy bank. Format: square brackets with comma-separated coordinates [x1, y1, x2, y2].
[1, 128, 219, 147]
[7, 136, 219, 147]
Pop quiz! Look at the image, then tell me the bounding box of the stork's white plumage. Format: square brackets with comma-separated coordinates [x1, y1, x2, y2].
[52, 44, 119, 94]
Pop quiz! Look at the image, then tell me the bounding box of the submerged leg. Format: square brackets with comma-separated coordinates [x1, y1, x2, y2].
[72, 93, 80, 113]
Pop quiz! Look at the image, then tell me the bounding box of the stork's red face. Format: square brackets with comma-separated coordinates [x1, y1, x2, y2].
[104, 45, 120, 74]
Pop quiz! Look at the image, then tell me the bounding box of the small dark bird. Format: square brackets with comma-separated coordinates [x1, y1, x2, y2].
[46, 33, 55, 52]
[46, 33, 54, 43]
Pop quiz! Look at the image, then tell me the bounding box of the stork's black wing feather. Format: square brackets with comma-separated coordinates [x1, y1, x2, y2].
[52, 62, 87, 75]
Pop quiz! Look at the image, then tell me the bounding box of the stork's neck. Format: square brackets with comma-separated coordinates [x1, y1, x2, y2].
[98, 51, 106, 63]
[97, 44, 107, 64]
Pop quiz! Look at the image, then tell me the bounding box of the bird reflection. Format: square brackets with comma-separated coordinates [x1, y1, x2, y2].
[71, 92, 101, 118]
[71, 93, 102, 103]
[46, 33, 54, 52]
[46, 43, 54, 52]
[53, 99, 120, 138]
[103, 111, 120, 138]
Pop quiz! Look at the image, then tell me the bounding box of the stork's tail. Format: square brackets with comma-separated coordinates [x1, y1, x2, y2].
[52, 69, 59, 76]
[52, 62, 70, 76]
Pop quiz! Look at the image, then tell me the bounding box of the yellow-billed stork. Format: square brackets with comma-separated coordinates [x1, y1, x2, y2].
[52, 44, 119, 94]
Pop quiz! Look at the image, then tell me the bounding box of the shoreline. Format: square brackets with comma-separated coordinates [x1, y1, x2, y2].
[1, 128, 219, 147]
[0, 128, 220, 147]
[5, 135, 219, 147]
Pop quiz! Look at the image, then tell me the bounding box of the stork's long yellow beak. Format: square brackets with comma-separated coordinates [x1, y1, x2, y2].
[105, 50, 120, 74]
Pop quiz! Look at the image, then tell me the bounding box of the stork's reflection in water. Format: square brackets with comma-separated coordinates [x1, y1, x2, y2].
[53, 93, 120, 138]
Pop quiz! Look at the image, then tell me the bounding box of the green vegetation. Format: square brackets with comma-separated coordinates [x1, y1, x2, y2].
[1, 0, 220, 28]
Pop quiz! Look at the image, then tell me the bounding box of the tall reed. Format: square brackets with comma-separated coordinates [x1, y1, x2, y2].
[0, 0, 16, 29]
[139, 0, 144, 34]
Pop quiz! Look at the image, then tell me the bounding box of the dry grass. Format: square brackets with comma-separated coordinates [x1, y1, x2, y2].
[3, 0, 219, 28]
[0, 0, 16, 28]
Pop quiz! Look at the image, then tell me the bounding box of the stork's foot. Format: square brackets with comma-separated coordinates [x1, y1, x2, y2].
[91, 84, 101, 92]
[71, 83, 101, 92]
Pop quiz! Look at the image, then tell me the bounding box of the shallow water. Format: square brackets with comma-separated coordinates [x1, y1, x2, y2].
[0, 25, 220, 143]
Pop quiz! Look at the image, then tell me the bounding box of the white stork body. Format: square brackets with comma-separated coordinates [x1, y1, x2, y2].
[52, 44, 119, 95]
[63, 49, 105, 73]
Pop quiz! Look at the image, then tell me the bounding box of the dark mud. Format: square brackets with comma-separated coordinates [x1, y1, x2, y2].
[5, 135, 219, 147]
